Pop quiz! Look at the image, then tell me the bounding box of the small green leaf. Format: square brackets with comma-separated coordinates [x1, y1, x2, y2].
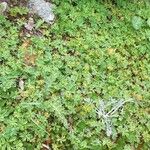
[132, 16, 143, 30]
[147, 18, 150, 27]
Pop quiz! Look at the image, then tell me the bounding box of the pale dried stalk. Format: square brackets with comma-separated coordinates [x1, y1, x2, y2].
[42, 144, 51, 150]
[97, 98, 134, 137]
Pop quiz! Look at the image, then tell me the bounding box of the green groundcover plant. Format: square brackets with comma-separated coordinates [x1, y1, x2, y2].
[0, 0, 150, 149]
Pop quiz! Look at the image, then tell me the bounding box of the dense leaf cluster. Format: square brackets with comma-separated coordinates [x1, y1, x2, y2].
[0, 0, 150, 149]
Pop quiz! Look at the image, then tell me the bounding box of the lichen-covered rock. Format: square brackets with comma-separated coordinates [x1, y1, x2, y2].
[28, 0, 55, 24]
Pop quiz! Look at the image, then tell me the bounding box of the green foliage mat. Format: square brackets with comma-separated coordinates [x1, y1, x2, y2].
[0, 0, 150, 149]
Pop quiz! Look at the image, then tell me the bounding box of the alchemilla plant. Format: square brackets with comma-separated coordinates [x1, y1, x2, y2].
[0, 0, 150, 149]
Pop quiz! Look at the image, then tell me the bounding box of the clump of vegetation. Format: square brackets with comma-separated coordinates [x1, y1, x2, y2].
[0, 0, 150, 149]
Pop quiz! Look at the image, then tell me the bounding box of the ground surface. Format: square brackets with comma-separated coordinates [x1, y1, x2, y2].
[0, 0, 150, 149]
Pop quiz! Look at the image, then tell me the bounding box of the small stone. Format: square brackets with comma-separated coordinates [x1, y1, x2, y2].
[0, 2, 8, 14]
[24, 17, 34, 31]
[28, 0, 55, 24]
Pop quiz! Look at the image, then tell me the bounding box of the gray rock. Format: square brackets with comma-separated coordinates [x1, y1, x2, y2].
[28, 0, 55, 24]
[0, 2, 8, 14]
